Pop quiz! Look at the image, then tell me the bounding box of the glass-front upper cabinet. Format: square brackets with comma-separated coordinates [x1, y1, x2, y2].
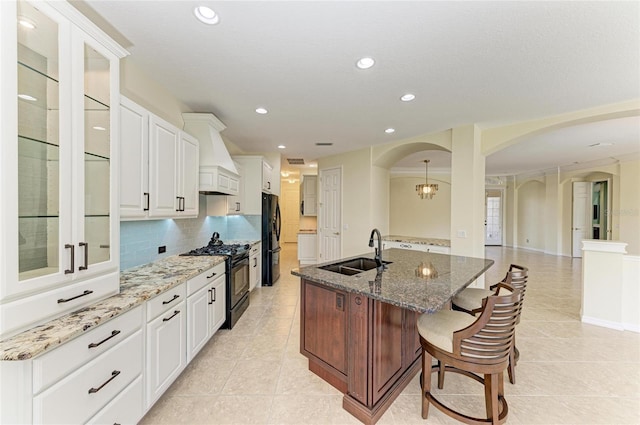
[16, 0, 67, 283]
[1, 0, 127, 303]
[83, 42, 112, 268]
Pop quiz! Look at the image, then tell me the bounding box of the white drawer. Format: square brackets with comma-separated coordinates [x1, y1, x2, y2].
[187, 262, 225, 296]
[33, 305, 143, 394]
[85, 375, 143, 425]
[33, 330, 143, 424]
[146, 283, 186, 322]
[1, 272, 119, 338]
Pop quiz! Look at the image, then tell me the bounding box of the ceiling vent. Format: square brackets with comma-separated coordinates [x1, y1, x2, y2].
[287, 158, 305, 165]
[315, 142, 333, 146]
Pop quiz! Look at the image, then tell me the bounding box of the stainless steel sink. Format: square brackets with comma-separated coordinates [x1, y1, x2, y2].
[319, 257, 392, 275]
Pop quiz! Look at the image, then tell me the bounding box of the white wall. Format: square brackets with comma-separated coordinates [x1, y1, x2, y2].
[516, 180, 545, 251]
[389, 174, 451, 238]
[619, 160, 640, 255]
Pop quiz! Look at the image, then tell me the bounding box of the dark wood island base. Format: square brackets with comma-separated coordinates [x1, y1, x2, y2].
[300, 279, 423, 425]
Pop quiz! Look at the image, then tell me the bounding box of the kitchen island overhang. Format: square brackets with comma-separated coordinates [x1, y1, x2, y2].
[292, 248, 494, 425]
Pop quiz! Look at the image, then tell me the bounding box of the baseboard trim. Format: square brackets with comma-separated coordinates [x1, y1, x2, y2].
[581, 315, 625, 331]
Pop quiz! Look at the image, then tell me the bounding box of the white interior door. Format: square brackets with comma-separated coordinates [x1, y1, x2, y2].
[485, 190, 503, 246]
[572, 181, 591, 257]
[280, 181, 300, 243]
[319, 167, 341, 262]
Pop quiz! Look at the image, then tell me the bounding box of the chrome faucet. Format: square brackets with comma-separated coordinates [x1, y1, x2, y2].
[368, 228, 386, 270]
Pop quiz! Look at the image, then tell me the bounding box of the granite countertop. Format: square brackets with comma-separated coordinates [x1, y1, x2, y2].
[292, 248, 493, 314]
[383, 235, 451, 247]
[0, 255, 225, 361]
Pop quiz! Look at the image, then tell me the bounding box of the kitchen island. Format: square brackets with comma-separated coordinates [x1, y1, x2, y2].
[291, 248, 493, 425]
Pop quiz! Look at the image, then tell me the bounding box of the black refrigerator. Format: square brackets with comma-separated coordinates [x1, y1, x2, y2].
[262, 193, 281, 286]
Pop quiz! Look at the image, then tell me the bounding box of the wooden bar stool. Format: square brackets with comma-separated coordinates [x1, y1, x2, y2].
[452, 264, 528, 384]
[419, 285, 522, 425]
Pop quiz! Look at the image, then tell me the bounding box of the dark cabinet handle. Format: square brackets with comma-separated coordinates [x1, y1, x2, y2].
[79, 242, 89, 271]
[162, 294, 180, 305]
[253, 258, 257, 267]
[162, 310, 180, 322]
[176, 196, 181, 212]
[88, 330, 121, 349]
[58, 290, 93, 304]
[301, 201, 304, 215]
[208, 289, 213, 305]
[88, 370, 120, 394]
[267, 181, 271, 190]
[206, 272, 217, 279]
[143, 192, 149, 211]
[235, 202, 240, 212]
[336, 293, 345, 311]
[180, 197, 185, 211]
[64, 244, 75, 274]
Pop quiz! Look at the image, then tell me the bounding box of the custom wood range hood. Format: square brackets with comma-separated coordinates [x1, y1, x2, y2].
[183, 113, 239, 195]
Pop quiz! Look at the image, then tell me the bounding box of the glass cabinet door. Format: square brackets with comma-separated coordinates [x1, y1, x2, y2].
[17, 1, 63, 281]
[83, 42, 111, 268]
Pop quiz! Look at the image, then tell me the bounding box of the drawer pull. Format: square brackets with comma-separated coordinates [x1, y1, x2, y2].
[206, 272, 217, 279]
[57, 290, 93, 304]
[163, 310, 180, 322]
[88, 330, 121, 349]
[208, 289, 213, 305]
[162, 294, 180, 305]
[88, 370, 120, 394]
[64, 244, 75, 274]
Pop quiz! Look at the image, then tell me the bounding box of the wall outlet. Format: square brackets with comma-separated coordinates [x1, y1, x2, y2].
[158, 246, 166, 254]
[456, 230, 467, 238]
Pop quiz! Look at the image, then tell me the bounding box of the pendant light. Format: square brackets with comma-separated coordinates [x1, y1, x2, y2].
[416, 160, 438, 200]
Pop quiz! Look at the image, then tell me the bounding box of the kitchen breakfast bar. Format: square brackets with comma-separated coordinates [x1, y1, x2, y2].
[292, 248, 493, 425]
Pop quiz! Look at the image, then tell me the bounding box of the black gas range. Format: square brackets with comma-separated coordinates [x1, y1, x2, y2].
[181, 233, 251, 329]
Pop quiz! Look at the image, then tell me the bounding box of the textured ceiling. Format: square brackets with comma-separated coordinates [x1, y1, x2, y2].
[82, 1, 640, 175]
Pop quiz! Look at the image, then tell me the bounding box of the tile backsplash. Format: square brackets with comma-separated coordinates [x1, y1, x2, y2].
[120, 196, 260, 270]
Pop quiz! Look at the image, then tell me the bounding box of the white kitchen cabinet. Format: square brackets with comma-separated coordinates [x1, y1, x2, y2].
[300, 175, 318, 216]
[0, 305, 144, 424]
[233, 155, 274, 214]
[209, 275, 226, 334]
[298, 233, 317, 265]
[120, 96, 199, 220]
[263, 160, 274, 193]
[0, 0, 126, 338]
[205, 161, 245, 216]
[186, 262, 226, 363]
[146, 285, 187, 409]
[119, 96, 149, 218]
[148, 114, 199, 219]
[249, 243, 262, 290]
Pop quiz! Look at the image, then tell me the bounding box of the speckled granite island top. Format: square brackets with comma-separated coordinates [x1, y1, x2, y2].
[383, 235, 450, 247]
[292, 248, 493, 313]
[0, 255, 225, 361]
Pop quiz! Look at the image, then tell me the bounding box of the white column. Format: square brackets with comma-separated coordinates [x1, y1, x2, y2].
[450, 125, 486, 287]
[581, 240, 627, 330]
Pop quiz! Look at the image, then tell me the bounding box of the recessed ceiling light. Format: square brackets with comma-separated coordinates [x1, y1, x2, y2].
[385, 128, 395, 134]
[18, 17, 36, 30]
[18, 94, 37, 101]
[356, 57, 375, 69]
[277, 145, 286, 149]
[281, 171, 290, 177]
[400, 94, 416, 102]
[92, 126, 106, 131]
[194, 6, 219, 25]
[255, 107, 268, 114]
[309, 163, 317, 168]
